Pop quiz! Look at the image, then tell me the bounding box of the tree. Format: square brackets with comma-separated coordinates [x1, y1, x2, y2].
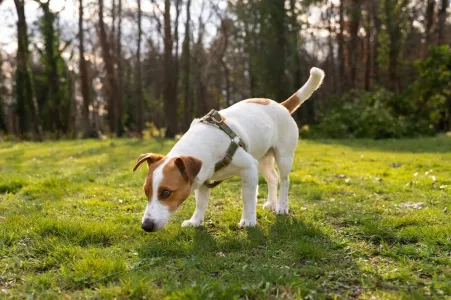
[37, 0, 73, 135]
[378, 0, 410, 91]
[135, 0, 144, 136]
[438, 0, 449, 45]
[14, 0, 43, 140]
[0, 51, 7, 133]
[424, 0, 436, 55]
[181, 0, 192, 130]
[79, 0, 95, 138]
[289, 0, 301, 93]
[98, 0, 119, 135]
[163, 0, 178, 137]
[115, 0, 124, 136]
[348, 0, 361, 89]
[262, 0, 287, 100]
[173, 0, 182, 123]
[412, 45, 451, 131]
[337, 0, 346, 92]
[211, 2, 232, 107]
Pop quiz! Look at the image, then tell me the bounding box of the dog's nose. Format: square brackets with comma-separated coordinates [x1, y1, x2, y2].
[141, 219, 156, 232]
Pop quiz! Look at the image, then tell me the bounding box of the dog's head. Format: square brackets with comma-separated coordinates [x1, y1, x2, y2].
[133, 153, 203, 232]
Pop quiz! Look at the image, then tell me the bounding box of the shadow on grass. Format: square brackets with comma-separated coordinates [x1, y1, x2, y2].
[308, 136, 451, 153]
[136, 215, 365, 298]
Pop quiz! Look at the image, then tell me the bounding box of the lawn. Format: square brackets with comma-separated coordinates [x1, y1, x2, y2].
[0, 137, 450, 299]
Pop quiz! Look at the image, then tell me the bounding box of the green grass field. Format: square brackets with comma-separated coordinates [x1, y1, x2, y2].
[1, 137, 450, 299]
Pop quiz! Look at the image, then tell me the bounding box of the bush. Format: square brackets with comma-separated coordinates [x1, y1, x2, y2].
[302, 89, 434, 139]
[410, 45, 451, 131]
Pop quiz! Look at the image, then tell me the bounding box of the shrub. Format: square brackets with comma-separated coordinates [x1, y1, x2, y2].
[410, 45, 451, 131]
[303, 88, 434, 139]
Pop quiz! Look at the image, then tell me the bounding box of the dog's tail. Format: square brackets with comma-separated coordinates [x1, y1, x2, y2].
[281, 67, 325, 114]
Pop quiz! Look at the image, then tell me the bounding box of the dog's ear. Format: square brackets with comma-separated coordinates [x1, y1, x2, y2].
[174, 156, 203, 182]
[133, 153, 165, 171]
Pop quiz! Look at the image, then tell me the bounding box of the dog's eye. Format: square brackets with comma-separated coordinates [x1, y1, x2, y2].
[160, 189, 172, 199]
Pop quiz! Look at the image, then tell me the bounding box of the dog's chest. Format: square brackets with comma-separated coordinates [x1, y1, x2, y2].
[208, 164, 242, 181]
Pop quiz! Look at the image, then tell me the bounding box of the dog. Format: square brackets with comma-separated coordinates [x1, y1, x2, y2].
[133, 67, 325, 232]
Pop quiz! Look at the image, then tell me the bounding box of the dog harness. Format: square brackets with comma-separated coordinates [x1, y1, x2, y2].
[199, 109, 246, 188]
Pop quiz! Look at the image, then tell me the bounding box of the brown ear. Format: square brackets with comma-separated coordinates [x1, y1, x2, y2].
[133, 153, 165, 171]
[174, 156, 203, 182]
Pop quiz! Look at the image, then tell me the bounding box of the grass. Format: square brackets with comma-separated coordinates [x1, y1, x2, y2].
[0, 137, 450, 299]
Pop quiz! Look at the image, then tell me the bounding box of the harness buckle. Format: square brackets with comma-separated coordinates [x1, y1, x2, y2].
[210, 113, 223, 124]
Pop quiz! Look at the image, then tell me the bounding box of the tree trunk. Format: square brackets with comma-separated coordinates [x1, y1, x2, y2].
[364, 4, 371, 91]
[386, 0, 401, 92]
[182, 0, 192, 131]
[163, 0, 177, 138]
[135, 0, 144, 136]
[219, 20, 231, 106]
[41, 2, 63, 135]
[348, 0, 361, 89]
[0, 52, 6, 133]
[424, 0, 436, 55]
[371, 0, 381, 86]
[111, 0, 116, 45]
[98, 0, 118, 135]
[243, 20, 256, 97]
[115, 0, 124, 136]
[290, 0, 301, 92]
[338, 0, 346, 93]
[79, 0, 94, 138]
[14, 0, 43, 141]
[438, 0, 449, 45]
[272, 0, 286, 101]
[173, 0, 181, 127]
[326, 1, 337, 93]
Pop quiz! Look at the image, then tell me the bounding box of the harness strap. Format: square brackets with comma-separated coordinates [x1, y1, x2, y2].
[199, 109, 246, 188]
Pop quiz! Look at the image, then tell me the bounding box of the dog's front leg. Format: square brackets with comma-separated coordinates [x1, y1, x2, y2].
[239, 161, 258, 227]
[182, 184, 210, 227]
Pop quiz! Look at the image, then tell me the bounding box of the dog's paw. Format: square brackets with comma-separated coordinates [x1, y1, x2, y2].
[275, 205, 289, 215]
[263, 201, 277, 211]
[238, 219, 257, 228]
[181, 219, 203, 227]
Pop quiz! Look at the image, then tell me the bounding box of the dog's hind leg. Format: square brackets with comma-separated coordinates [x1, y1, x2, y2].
[274, 149, 295, 215]
[182, 184, 210, 227]
[258, 152, 278, 211]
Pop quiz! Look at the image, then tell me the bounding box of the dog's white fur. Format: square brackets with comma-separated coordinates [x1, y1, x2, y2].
[141, 164, 172, 230]
[143, 67, 325, 229]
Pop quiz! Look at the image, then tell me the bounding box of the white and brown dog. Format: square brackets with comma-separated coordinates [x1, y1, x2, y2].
[133, 67, 325, 232]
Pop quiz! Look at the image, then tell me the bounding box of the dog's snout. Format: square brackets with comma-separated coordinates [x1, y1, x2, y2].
[141, 219, 156, 232]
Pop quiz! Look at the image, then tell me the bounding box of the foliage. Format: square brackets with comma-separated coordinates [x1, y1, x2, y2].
[36, 3, 73, 134]
[3, 0, 451, 139]
[377, 0, 410, 74]
[0, 138, 450, 298]
[410, 45, 451, 130]
[304, 89, 434, 139]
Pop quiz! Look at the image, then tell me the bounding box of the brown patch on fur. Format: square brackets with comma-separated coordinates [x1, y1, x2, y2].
[158, 156, 203, 211]
[133, 153, 165, 172]
[281, 92, 300, 114]
[246, 98, 270, 105]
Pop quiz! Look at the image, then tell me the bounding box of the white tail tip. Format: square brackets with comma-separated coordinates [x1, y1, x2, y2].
[310, 67, 325, 80]
[296, 67, 325, 101]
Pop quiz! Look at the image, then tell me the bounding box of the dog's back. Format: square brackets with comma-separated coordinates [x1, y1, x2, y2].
[218, 67, 325, 161]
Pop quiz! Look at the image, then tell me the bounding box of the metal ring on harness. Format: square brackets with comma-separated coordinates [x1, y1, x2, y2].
[199, 109, 246, 188]
[210, 113, 223, 124]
